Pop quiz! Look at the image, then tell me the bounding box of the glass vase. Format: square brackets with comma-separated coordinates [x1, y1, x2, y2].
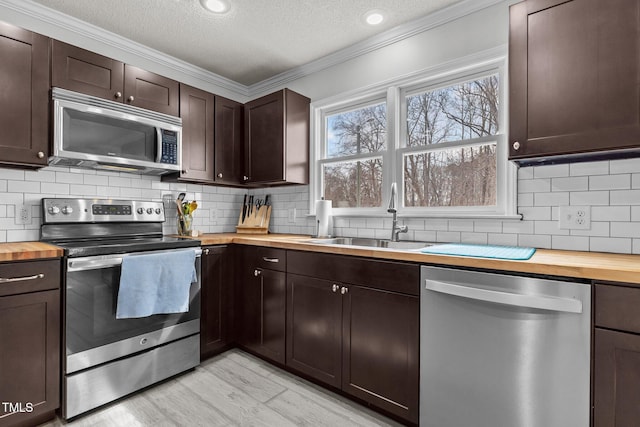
[177, 214, 193, 236]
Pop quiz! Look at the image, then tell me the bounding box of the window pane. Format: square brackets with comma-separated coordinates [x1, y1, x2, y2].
[323, 159, 383, 208]
[326, 103, 386, 158]
[406, 75, 499, 147]
[404, 143, 497, 207]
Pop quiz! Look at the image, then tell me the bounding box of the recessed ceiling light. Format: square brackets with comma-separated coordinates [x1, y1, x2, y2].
[200, 0, 229, 14]
[364, 10, 385, 26]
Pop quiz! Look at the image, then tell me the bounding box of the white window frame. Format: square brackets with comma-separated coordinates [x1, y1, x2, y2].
[309, 47, 517, 219]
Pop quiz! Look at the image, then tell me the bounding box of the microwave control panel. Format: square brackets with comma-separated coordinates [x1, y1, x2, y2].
[160, 130, 178, 165]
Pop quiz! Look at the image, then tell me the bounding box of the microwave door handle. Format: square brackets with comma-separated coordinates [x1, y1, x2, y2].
[156, 128, 163, 163]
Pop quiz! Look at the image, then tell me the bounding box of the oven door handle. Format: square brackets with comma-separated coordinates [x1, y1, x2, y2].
[67, 248, 202, 272]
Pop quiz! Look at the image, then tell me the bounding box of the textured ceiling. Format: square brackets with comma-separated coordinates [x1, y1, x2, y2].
[32, 0, 463, 85]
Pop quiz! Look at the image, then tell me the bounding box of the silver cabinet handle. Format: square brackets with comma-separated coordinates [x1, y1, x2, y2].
[424, 279, 582, 314]
[332, 284, 339, 293]
[254, 269, 261, 277]
[262, 257, 279, 263]
[243, 176, 249, 181]
[512, 141, 520, 151]
[203, 248, 210, 255]
[37, 151, 45, 159]
[341, 286, 348, 295]
[0, 273, 44, 283]
[127, 95, 135, 103]
[217, 173, 223, 178]
[115, 91, 122, 99]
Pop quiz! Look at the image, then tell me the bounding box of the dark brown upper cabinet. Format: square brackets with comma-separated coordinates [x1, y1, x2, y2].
[51, 40, 179, 116]
[214, 96, 244, 185]
[0, 22, 50, 168]
[178, 83, 215, 182]
[244, 89, 310, 185]
[509, 0, 640, 165]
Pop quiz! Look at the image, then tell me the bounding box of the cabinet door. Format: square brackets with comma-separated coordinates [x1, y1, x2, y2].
[179, 84, 214, 182]
[253, 268, 286, 364]
[594, 328, 640, 427]
[509, 0, 640, 162]
[0, 23, 49, 167]
[342, 285, 419, 424]
[124, 65, 179, 116]
[286, 274, 342, 387]
[214, 96, 244, 185]
[244, 91, 285, 184]
[200, 246, 231, 360]
[51, 40, 124, 101]
[0, 290, 60, 426]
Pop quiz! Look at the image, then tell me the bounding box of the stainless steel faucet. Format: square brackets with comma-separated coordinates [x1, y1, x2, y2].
[387, 182, 408, 241]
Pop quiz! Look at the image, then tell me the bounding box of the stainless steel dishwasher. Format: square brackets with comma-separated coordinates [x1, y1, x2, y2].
[420, 266, 590, 427]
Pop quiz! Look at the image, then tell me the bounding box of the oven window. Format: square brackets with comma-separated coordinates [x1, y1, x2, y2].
[65, 264, 200, 356]
[62, 109, 156, 162]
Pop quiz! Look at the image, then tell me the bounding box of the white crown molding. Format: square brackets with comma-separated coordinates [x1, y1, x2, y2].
[0, 0, 250, 97]
[1, 0, 507, 99]
[247, 0, 508, 96]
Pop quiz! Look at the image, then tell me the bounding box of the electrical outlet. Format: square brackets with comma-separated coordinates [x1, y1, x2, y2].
[162, 193, 175, 207]
[288, 208, 297, 223]
[559, 206, 591, 230]
[15, 204, 31, 225]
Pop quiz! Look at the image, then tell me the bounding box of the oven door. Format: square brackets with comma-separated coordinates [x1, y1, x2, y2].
[64, 248, 201, 374]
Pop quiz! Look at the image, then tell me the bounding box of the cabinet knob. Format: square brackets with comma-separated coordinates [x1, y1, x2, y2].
[203, 248, 210, 255]
[340, 286, 348, 295]
[115, 91, 122, 99]
[254, 269, 261, 277]
[217, 173, 223, 178]
[37, 151, 45, 159]
[243, 175, 249, 181]
[513, 141, 521, 151]
[332, 284, 339, 293]
[127, 95, 135, 103]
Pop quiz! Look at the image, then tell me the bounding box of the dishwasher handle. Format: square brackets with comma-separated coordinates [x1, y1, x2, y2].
[424, 279, 583, 314]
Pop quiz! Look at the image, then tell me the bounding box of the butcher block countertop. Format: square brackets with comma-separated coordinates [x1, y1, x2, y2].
[192, 233, 640, 285]
[0, 242, 63, 261]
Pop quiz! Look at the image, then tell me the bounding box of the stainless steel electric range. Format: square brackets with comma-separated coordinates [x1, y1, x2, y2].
[40, 198, 201, 419]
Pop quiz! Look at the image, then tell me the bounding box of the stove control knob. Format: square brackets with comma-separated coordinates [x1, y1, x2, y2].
[146, 208, 154, 214]
[137, 207, 144, 215]
[155, 208, 162, 215]
[48, 206, 60, 215]
[61, 206, 73, 215]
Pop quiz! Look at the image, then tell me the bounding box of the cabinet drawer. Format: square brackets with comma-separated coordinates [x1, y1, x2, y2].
[287, 251, 419, 296]
[595, 284, 640, 334]
[255, 247, 286, 272]
[0, 259, 61, 297]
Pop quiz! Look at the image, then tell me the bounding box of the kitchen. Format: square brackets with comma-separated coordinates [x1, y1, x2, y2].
[0, 0, 639, 426]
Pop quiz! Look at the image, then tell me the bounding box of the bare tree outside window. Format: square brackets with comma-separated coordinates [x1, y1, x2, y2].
[324, 103, 386, 207]
[404, 75, 499, 207]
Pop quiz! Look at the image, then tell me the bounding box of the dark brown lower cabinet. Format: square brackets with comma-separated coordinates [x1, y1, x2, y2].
[0, 259, 60, 427]
[286, 251, 419, 424]
[200, 245, 233, 360]
[238, 246, 286, 364]
[594, 282, 640, 426]
[594, 328, 640, 427]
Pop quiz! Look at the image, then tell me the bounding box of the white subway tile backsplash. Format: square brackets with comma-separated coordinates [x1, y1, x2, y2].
[56, 172, 84, 184]
[534, 192, 569, 206]
[534, 220, 569, 236]
[610, 158, 640, 174]
[589, 174, 631, 191]
[570, 222, 610, 237]
[551, 177, 588, 192]
[518, 179, 550, 193]
[25, 170, 56, 182]
[533, 164, 569, 179]
[592, 206, 631, 222]
[0, 169, 25, 180]
[551, 235, 589, 251]
[437, 231, 461, 243]
[414, 230, 437, 242]
[448, 219, 474, 232]
[570, 191, 609, 206]
[518, 167, 535, 180]
[502, 220, 534, 234]
[518, 234, 551, 249]
[519, 206, 551, 221]
[461, 232, 488, 244]
[474, 221, 503, 233]
[8, 180, 40, 193]
[611, 222, 640, 238]
[7, 229, 39, 242]
[517, 193, 534, 207]
[590, 237, 632, 254]
[488, 233, 518, 246]
[610, 190, 640, 205]
[41, 182, 69, 194]
[570, 161, 610, 176]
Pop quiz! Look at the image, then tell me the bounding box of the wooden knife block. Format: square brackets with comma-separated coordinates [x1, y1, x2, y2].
[236, 205, 272, 234]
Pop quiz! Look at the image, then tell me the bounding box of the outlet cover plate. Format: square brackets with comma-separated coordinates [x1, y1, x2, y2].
[15, 204, 32, 225]
[559, 206, 591, 230]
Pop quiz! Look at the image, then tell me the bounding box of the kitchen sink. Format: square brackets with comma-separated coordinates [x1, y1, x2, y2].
[305, 237, 435, 251]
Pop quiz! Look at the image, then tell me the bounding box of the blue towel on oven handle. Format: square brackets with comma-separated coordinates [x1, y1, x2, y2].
[116, 249, 197, 319]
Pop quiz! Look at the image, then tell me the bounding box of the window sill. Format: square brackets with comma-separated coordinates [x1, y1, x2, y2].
[306, 212, 523, 221]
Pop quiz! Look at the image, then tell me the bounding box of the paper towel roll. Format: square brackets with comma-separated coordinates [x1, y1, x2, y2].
[315, 199, 332, 237]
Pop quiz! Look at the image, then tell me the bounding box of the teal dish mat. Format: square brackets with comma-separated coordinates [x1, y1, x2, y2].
[420, 243, 536, 260]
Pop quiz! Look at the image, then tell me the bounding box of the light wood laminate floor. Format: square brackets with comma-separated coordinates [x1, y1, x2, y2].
[41, 349, 403, 427]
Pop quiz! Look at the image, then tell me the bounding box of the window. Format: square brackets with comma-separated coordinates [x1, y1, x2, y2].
[311, 54, 515, 218]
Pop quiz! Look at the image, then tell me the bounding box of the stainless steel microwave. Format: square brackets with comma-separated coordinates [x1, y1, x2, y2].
[50, 87, 182, 175]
